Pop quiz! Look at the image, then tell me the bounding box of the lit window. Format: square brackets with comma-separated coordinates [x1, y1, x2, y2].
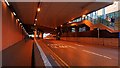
[79, 18, 81, 21]
[79, 27, 86, 32]
[97, 9, 103, 16]
[79, 28, 82, 32]
[29, 34, 35, 38]
[82, 27, 86, 31]
[71, 28, 75, 32]
[43, 33, 50, 38]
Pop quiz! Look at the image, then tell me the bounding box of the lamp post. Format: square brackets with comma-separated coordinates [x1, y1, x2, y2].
[97, 28, 100, 38]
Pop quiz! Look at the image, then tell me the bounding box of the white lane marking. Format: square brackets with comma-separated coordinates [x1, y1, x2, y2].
[78, 45, 84, 46]
[54, 46, 58, 48]
[69, 46, 76, 49]
[35, 40, 53, 67]
[47, 43, 77, 49]
[75, 44, 84, 46]
[82, 50, 112, 59]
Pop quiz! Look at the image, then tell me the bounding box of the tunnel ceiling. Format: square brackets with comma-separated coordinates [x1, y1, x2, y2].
[10, 2, 112, 33]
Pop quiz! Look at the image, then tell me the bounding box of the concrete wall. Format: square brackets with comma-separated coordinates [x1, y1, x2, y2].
[61, 37, 119, 47]
[2, 2, 24, 50]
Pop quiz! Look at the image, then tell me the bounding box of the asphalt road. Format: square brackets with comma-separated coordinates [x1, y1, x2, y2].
[38, 39, 119, 66]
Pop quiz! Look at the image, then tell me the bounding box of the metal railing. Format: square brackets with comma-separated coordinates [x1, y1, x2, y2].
[84, 11, 120, 30]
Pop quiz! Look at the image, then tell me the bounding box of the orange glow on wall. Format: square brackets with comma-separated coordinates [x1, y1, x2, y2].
[2, 2, 7, 8]
[71, 18, 74, 20]
[19, 23, 22, 28]
[2, 2, 23, 50]
[11, 12, 14, 18]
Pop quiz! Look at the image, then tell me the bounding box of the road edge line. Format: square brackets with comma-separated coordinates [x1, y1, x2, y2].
[34, 39, 53, 68]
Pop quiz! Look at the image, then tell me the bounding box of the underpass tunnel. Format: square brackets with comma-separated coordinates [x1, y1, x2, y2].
[1, 0, 120, 67]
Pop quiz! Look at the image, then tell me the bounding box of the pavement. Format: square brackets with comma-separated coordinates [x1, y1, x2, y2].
[2, 39, 33, 67]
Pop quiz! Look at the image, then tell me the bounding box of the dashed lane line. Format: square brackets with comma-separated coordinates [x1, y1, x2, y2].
[75, 44, 84, 47]
[82, 50, 112, 59]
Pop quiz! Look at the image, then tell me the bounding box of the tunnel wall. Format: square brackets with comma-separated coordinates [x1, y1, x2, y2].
[61, 37, 119, 47]
[2, 2, 24, 51]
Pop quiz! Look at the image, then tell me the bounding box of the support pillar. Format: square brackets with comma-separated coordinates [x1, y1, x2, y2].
[39, 32, 43, 39]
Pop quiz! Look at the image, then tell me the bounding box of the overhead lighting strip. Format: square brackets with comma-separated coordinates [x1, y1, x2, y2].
[13, 12, 16, 16]
[34, 2, 42, 27]
[4, 1, 29, 36]
[4, 0, 10, 6]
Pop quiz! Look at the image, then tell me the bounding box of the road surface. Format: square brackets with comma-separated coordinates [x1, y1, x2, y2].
[37, 39, 118, 66]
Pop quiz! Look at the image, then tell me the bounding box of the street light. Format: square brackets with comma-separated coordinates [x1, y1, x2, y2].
[97, 28, 100, 38]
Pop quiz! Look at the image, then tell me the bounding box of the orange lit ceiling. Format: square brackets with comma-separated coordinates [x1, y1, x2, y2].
[10, 2, 112, 29]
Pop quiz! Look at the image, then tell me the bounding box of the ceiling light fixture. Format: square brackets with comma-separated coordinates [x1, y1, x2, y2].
[13, 12, 16, 16]
[55, 27, 57, 29]
[68, 21, 72, 23]
[21, 25, 23, 28]
[17, 19, 20, 21]
[4, 0, 10, 6]
[37, 8, 40, 12]
[34, 23, 36, 26]
[33, 2, 41, 27]
[82, 15, 86, 18]
[19, 23, 22, 25]
[35, 19, 37, 21]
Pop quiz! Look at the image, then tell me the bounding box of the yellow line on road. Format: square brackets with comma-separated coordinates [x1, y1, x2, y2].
[42, 40, 70, 68]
